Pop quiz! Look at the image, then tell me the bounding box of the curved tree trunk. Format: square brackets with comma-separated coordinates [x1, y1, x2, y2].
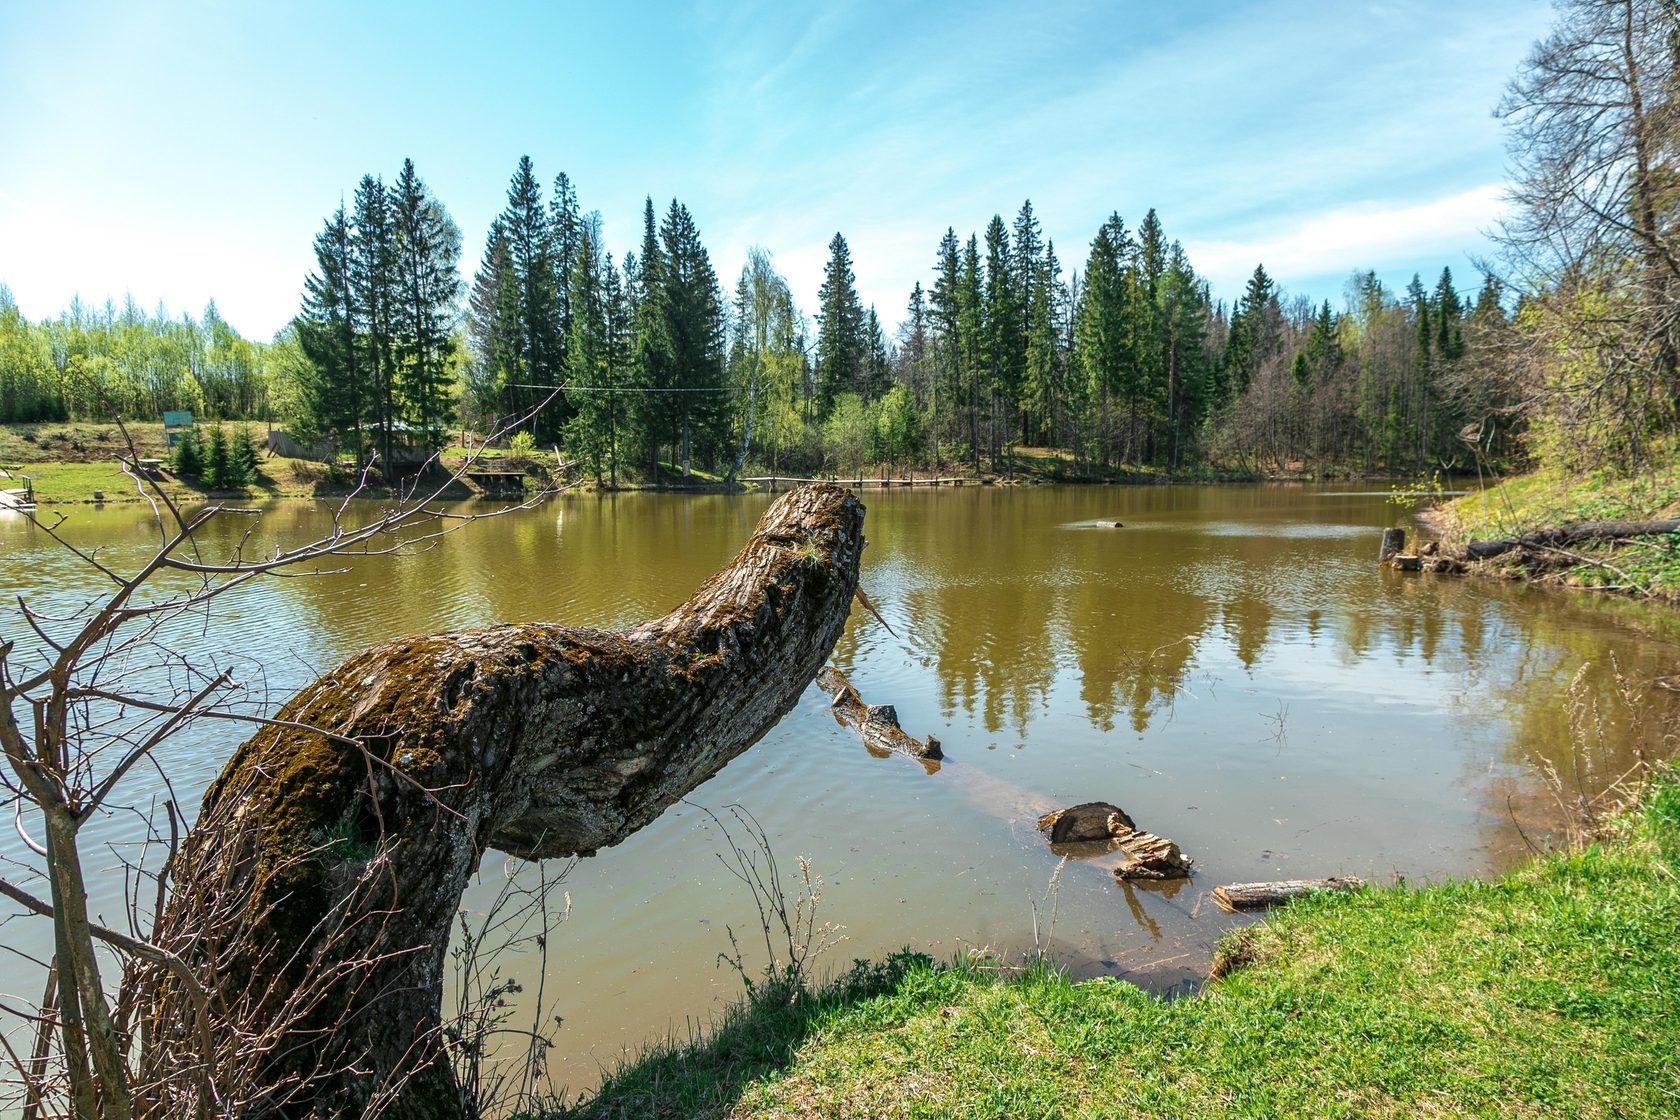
[145, 484, 864, 1119]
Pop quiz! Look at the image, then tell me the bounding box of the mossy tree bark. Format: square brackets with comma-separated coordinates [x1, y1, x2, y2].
[146, 484, 864, 1119]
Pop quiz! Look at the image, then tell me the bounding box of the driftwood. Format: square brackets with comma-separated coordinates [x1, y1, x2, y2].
[1212, 876, 1365, 912]
[1035, 802, 1192, 879]
[815, 665, 943, 762]
[147, 484, 865, 1120]
[1111, 832, 1193, 880]
[1464, 519, 1680, 561]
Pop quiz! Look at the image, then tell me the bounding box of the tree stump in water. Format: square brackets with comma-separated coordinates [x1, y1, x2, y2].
[146, 484, 865, 1120]
[1378, 528, 1406, 564]
[1036, 802, 1135, 844]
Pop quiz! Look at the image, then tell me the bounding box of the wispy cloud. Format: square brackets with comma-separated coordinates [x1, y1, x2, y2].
[1183, 184, 1508, 300]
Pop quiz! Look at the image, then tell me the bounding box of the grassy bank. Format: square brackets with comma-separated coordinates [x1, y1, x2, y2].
[564, 776, 1680, 1118]
[0, 421, 544, 504]
[1428, 454, 1680, 600]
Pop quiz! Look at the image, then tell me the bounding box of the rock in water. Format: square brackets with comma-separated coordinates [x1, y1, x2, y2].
[1037, 801, 1136, 844]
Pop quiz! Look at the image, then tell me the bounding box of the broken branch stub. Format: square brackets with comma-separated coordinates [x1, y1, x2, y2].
[146, 483, 865, 1120]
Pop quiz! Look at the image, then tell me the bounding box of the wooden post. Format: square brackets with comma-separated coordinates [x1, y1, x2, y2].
[1379, 528, 1406, 564]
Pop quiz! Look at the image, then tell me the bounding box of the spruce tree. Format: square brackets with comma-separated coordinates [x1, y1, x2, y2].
[351, 175, 398, 470]
[172, 426, 203, 477]
[815, 232, 864, 411]
[499, 157, 565, 437]
[298, 206, 366, 466]
[391, 158, 463, 449]
[230, 426, 259, 486]
[659, 199, 726, 476]
[205, 425, 230, 489]
[632, 197, 676, 474]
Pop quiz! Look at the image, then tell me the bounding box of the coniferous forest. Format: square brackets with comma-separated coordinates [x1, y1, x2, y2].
[2, 0, 1672, 490]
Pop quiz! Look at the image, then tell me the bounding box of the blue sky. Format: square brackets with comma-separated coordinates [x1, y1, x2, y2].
[1, 0, 1547, 340]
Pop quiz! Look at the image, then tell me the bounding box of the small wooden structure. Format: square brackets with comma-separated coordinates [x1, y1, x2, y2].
[466, 469, 527, 495]
[744, 474, 975, 492]
[0, 465, 35, 511]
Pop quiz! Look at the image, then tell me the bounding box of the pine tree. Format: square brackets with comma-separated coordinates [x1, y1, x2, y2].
[815, 232, 864, 411]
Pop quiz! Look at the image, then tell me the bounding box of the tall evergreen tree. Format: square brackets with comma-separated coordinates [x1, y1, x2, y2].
[351, 175, 398, 468]
[391, 158, 463, 448]
[815, 232, 865, 410]
[297, 206, 367, 465]
[500, 156, 564, 436]
[659, 199, 727, 475]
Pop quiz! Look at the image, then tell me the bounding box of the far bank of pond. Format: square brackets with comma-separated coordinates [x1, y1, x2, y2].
[2, 483, 1676, 1095]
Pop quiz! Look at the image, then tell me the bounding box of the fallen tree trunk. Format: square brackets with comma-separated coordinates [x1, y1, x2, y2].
[815, 666, 943, 763]
[1464, 519, 1680, 561]
[1212, 876, 1364, 912]
[146, 484, 865, 1120]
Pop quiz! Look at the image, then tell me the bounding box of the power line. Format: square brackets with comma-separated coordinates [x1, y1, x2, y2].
[507, 383, 740, 394]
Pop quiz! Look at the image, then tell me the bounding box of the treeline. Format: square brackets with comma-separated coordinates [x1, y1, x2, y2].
[438, 159, 1518, 482]
[0, 289, 265, 423]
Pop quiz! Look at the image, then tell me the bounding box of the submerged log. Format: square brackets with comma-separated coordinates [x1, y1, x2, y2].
[815, 665, 943, 761]
[1464, 518, 1680, 562]
[1212, 876, 1365, 912]
[147, 484, 865, 1120]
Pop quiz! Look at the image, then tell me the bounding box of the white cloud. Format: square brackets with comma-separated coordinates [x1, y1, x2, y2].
[1182, 184, 1509, 298]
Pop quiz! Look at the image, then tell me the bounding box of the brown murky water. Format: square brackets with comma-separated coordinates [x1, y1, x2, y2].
[3, 484, 1677, 1094]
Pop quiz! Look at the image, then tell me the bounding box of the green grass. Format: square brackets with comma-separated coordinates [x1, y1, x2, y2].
[561, 777, 1680, 1118]
[1434, 449, 1680, 600]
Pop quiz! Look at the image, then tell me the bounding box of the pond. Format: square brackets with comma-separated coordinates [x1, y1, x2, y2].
[2, 483, 1676, 1095]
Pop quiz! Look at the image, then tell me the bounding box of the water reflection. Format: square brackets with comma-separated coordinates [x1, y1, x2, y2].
[3, 483, 1677, 1092]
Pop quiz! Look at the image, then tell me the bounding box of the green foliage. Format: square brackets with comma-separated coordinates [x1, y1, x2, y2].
[171, 426, 203, 477]
[204, 425, 229, 488]
[506, 429, 537, 464]
[570, 778, 1680, 1119]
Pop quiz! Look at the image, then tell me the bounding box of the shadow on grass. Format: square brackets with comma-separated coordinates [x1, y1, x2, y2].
[551, 951, 933, 1120]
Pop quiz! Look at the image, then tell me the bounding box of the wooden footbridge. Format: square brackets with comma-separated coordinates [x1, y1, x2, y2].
[742, 473, 980, 491]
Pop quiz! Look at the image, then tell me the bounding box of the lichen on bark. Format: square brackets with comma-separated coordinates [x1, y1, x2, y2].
[145, 483, 865, 1119]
